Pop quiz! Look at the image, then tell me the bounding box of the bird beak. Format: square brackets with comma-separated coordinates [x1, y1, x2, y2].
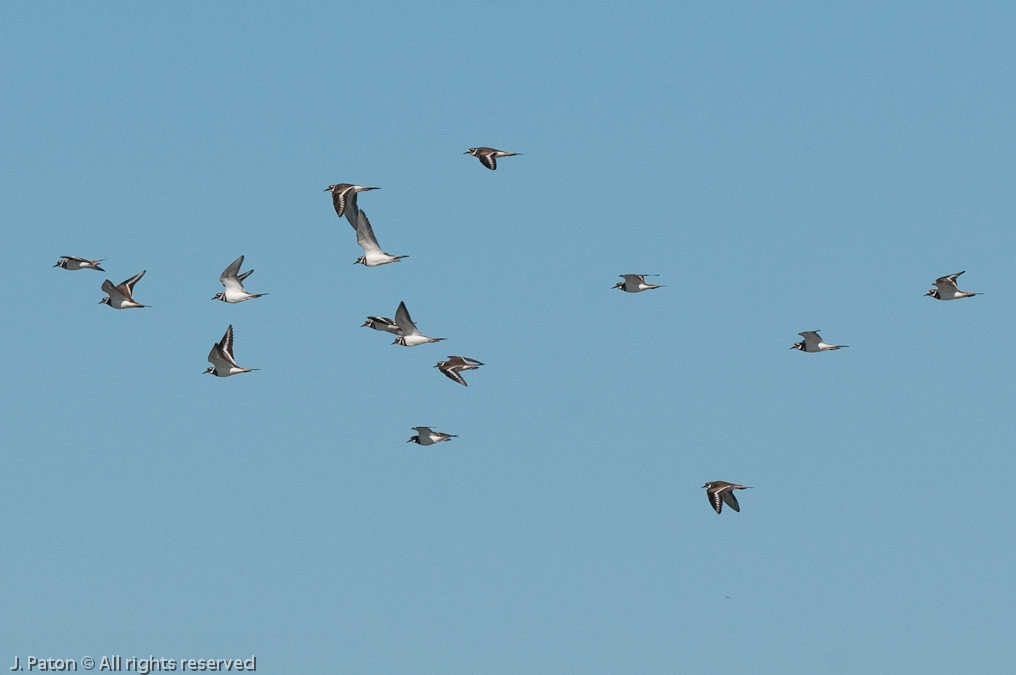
[463, 151, 470, 154]
[323, 187, 331, 191]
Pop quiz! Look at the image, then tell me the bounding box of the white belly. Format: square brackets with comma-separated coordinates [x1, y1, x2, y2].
[401, 335, 433, 346]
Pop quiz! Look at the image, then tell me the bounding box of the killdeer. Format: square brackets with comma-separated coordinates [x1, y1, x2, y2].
[213, 255, 267, 303]
[54, 255, 105, 271]
[353, 209, 408, 266]
[392, 301, 445, 346]
[325, 183, 379, 229]
[702, 481, 752, 514]
[790, 331, 848, 352]
[361, 316, 401, 334]
[435, 356, 484, 386]
[407, 427, 458, 445]
[203, 325, 258, 377]
[925, 271, 979, 300]
[613, 274, 664, 293]
[464, 147, 521, 170]
[99, 271, 148, 309]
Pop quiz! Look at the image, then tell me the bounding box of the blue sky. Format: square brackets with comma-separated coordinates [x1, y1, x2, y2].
[2, 2, 1014, 673]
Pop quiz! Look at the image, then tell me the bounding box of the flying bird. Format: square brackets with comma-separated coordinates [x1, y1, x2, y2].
[204, 325, 258, 377]
[407, 427, 458, 445]
[790, 331, 848, 352]
[703, 481, 752, 514]
[213, 255, 267, 303]
[362, 316, 401, 334]
[464, 147, 522, 170]
[435, 356, 484, 386]
[99, 271, 148, 309]
[925, 271, 979, 300]
[353, 209, 408, 266]
[392, 301, 445, 346]
[613, 274, 664, 293]
[55, 255, 105, 271]
[325, 183, 379, 229]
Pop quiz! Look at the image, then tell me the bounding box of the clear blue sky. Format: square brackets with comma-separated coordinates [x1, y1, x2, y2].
[2, 2, 1014, 673]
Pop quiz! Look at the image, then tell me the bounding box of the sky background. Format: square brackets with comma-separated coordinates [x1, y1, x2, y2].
[2, 2, 1014, 673]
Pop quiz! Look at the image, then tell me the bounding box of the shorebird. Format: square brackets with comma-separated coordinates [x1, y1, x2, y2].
[353, 209, 407, 266]
[791, 331, 848, 352]
[613, 274, 664, 293]
[203, 325, 258, 377]
[392, 301, 445, 346]
[464, 147, 522, 170]
[99, 271, 148, 309]
[325, 183, 379, 229]
[362, 316, 401, 334]
[925, 271, 979, 300]
[435, 356, 484, 386]
[407, 427, 458, 445]
[54, 255, 105, 271]
[213, 255, 267, 303]
[703, 481, 752, 514]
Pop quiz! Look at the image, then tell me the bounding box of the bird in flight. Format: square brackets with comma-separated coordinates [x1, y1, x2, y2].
[703, 481, 752, 514]
[925, 271, 979, 301]
[464, 147, 522, 170]
[325, 183, 379, 230]
[790, 331, 848, 352]
[435, 356, 484, 386]
[99, 271, 148, 309]
[213, 255, 267, 303]
[55, 255, 105, 272]
[407, 427, 457, 445]
[613, 274, 664, 293]
[353, 210, 408, 266]
[203, 325, 258, 377]
[361, 316, 401, 334]
[392, 301, 445, 346]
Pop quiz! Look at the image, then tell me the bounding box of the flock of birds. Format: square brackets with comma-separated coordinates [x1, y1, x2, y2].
[52, 146, 983, 514]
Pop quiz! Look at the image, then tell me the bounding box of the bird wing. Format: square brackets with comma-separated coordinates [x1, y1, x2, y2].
[207, 343, 232, 370]
[479, 151, 498, 170]
[237, 269, 254, 283]
[101, 279, 125, 302]
[395, 301, 420, 336]
[356, 209, 383, 255]
[218, 325, 239, 367]
[219, 256, 246, 291]
[720, 489, 741, 512]
[798, 331, 821, 348]
[119, 270, 146, 299]
[439, 365, 469, 386]
[412, 427, 434, 435]
[934, 272, 963, 291]
[61, 255, 89, 263]
[220, 255, 244, 280]
[620, 274, 646, 284]
[330, 185, 353, 219]
[706, 487, 724, 514]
